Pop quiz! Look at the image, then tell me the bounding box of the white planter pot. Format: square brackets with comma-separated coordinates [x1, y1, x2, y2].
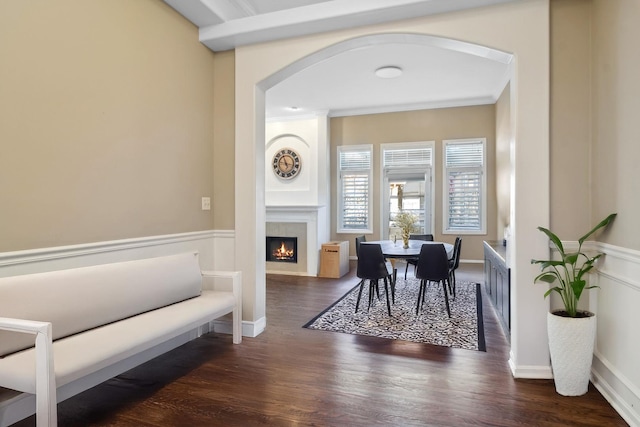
[547, 311, 596, 396]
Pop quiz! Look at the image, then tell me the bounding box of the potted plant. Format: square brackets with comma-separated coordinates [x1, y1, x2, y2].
[531, 213, 617, 396]
[393, 211, 419, 248]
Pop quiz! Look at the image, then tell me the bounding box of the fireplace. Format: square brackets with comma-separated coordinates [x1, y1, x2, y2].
[266, 236, 298, 263]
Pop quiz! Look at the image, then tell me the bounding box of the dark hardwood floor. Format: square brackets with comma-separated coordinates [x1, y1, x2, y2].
[15, 262, 627, 426]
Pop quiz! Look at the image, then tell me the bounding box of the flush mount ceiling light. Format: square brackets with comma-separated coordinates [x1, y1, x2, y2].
[375, 66, 403, 79]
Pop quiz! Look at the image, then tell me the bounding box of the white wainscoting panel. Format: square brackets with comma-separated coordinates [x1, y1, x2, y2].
[0, 230, 258, 338]
[591, 242, 640, 427]
[211, 230, 236, 271]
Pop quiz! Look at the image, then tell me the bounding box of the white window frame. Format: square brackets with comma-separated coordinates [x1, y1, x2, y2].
[337, 144, 373, 234]
[442, 138, 487, 235]
[380, 141, 435, 239]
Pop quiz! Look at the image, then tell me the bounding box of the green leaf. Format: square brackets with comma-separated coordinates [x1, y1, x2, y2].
[543, 287, 563, 298]
[576, 264, 594, 280]
[532, 260, 564, 269]
[537, 226, 565, 255]
[578, 213, 617, 245]
[571, 279, 586, 300]
[564, 253, 579, 265]
[534, 272, 559, 283]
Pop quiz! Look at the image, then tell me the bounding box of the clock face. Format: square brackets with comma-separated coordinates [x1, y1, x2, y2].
[272, 148, 301, 179]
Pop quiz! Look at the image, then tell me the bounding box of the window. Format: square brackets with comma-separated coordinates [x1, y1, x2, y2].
[443, 139, 486, 234]
[381, 142, 434, 239]
[338, 145, 372, 233]
[383, 146, 432, 168]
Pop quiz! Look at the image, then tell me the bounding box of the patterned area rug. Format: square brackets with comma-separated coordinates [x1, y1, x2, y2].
[304, 279, 486, 351]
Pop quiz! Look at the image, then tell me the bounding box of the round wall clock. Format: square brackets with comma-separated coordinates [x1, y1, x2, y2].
[272, 148, 302, 179]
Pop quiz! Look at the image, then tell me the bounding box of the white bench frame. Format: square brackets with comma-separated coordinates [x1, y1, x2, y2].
[0, 318, 56, 426]
[0, 269, 242, 427]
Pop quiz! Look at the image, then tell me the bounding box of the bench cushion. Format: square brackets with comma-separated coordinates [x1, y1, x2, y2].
[0, 290, 235, 394]
[0, 253, 203, 357]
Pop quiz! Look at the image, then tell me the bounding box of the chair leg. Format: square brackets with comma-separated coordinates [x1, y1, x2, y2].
[383, 278, 392, 316]
[368, 280, 376, 310]
[442, 279, 451, 317]
[416, 279, 425, 314]
[355, 279, 365, 313]
[422, 280, 430, 304]
[389, 270, 396, 304]
[451, 269, 457, 299]
[404, 262, 409, 280]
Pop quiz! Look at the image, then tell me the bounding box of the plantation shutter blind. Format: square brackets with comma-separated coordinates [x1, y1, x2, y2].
[339, 149, 371, 230]
[383, 147, 432, 168]
[445, 141, 484, 231]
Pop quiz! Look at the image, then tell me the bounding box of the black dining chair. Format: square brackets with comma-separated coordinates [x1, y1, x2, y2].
[355, 235, 366, 257]
[404, 234, 434, 279]
[356, 235, 396, 302]
[355, 235, 379, 301]
[355, 243, 393, 316]
[415, 243, 451, 317]
[448, 237, 462, 299]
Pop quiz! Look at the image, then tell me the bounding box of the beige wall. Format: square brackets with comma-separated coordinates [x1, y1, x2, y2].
[0, 0, 216, 252]
[591, 0, 639, 250]
[212, 50, 236, 230]
[330, 104, 497, 261]
[550, 0, 592, 238]
[589, 2, 640, 419]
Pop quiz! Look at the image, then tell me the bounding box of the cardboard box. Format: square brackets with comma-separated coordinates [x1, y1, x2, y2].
[319, 241, 350, 278]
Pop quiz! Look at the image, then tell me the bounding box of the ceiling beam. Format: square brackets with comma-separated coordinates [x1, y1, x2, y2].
[198, 0, 522, 51]
[201, 0, 256, 21]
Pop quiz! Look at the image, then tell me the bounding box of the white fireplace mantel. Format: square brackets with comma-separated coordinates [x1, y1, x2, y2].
[266, 205, 328, 276]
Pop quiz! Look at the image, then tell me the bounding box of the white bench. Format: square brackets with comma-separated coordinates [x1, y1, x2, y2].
[0, 252, 241, 427]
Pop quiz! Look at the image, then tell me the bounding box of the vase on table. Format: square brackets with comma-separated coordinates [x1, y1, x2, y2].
[402, 229, 410, 249]
[393, 211, 418, 250]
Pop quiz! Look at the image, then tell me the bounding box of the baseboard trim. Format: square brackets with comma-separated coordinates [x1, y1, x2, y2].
[592, 350, 640, 427]
[214, 316, 265, 338]
[592, 369, 640, 427]
[508, 351, 553, 379]
[266, 270, 316, 277]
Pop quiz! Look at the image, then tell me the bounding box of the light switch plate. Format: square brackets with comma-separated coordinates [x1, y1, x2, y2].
[201, 197, 211, 210]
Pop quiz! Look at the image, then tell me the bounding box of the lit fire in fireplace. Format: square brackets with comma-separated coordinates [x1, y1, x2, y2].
[274, 241, 295, 260]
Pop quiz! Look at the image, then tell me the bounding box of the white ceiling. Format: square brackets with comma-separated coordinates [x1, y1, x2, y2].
[164, 0, 517, 119]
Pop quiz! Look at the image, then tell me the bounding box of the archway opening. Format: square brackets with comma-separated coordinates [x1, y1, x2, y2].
[254, 31, 514, 325]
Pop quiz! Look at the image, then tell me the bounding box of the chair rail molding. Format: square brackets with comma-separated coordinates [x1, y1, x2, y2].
[0, 230, 234, 277]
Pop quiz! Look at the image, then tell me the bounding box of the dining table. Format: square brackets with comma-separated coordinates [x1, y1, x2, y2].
[363, 239, 454, 283]
[365, 239, 454, 260]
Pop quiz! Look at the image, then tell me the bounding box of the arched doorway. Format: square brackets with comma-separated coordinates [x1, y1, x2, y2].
[235, 10, 551, 378]
[256, 33, 512, 318]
